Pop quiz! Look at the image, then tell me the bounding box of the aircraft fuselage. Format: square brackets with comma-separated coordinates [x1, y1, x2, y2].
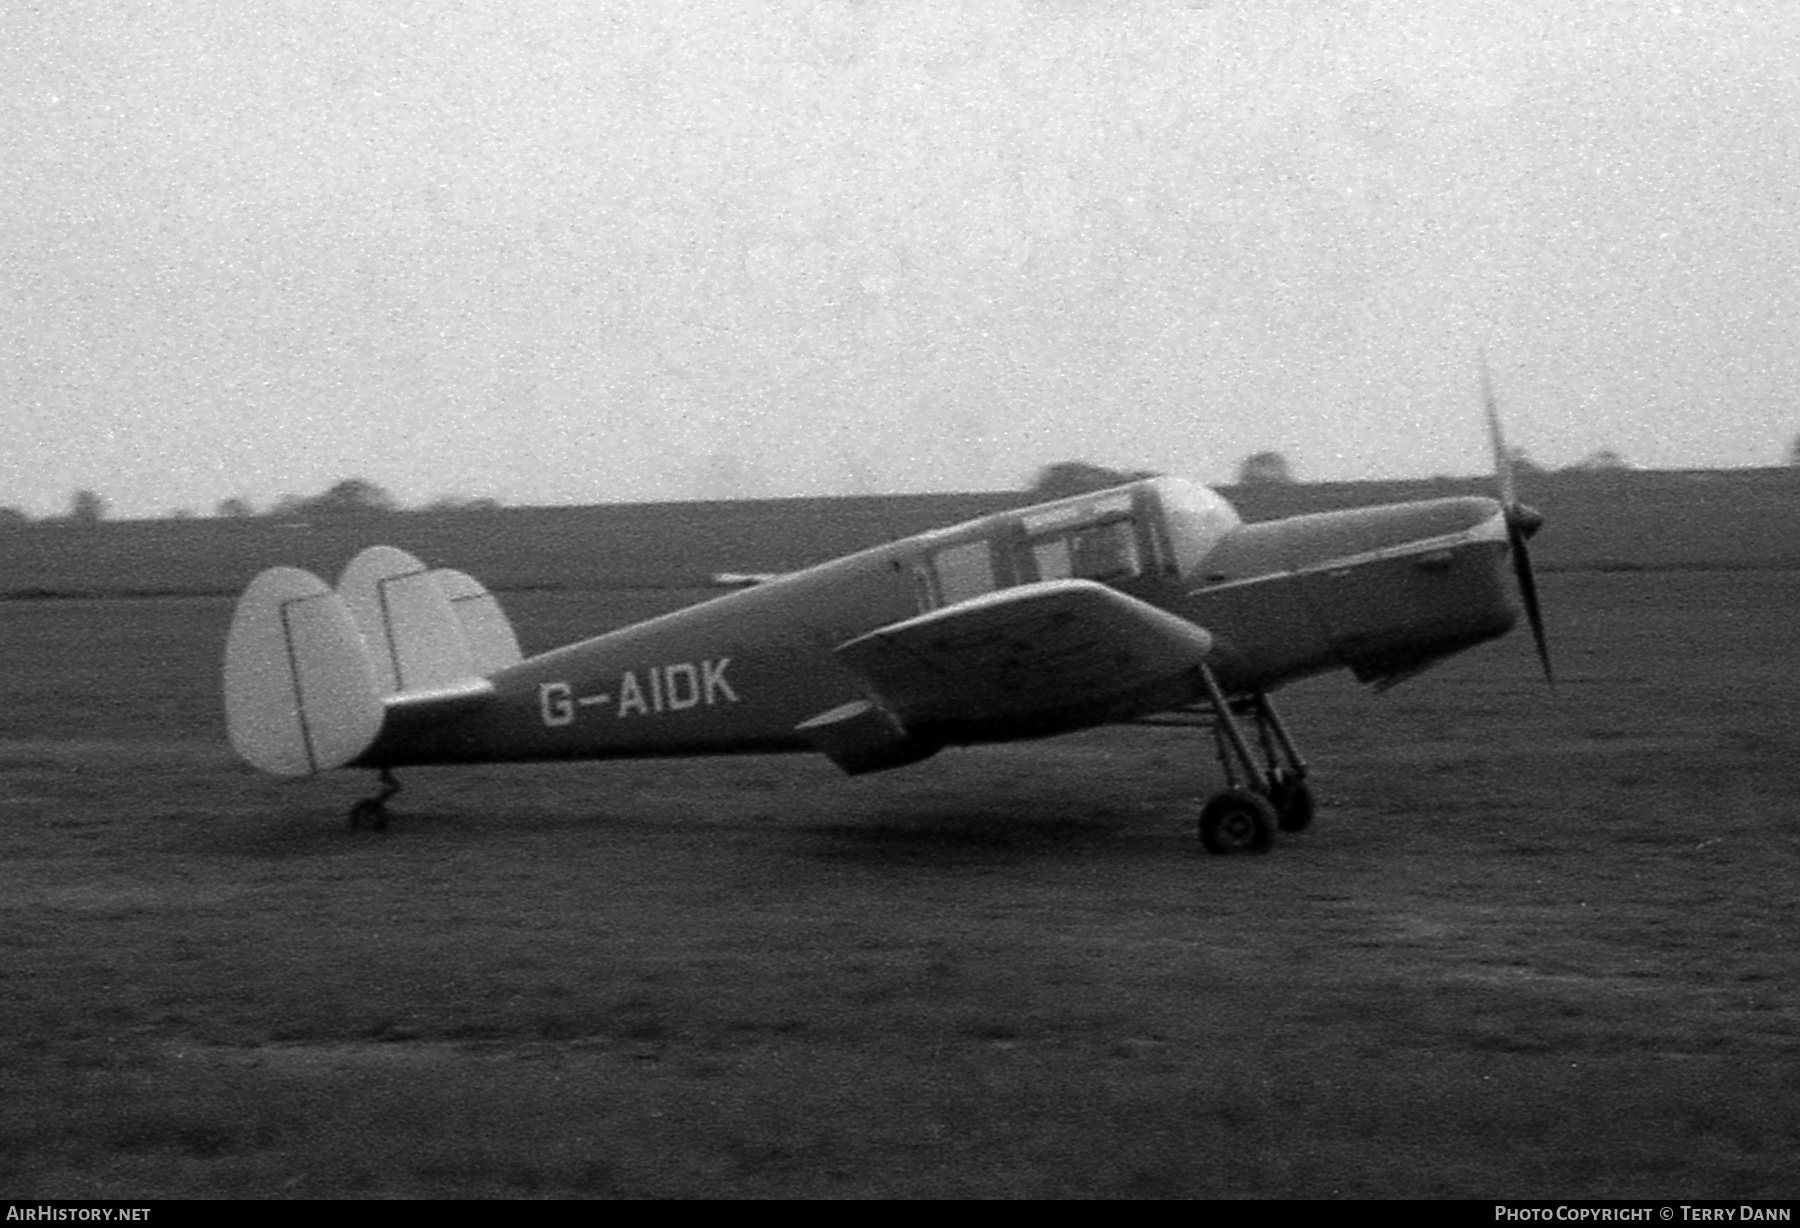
[357, 480, 1520, 771]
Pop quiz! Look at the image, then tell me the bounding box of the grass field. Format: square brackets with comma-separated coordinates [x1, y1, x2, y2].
[1, 571, 1797, 1197]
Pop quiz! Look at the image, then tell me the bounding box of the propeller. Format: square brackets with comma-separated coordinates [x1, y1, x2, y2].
[1481, 359, 1554, 687]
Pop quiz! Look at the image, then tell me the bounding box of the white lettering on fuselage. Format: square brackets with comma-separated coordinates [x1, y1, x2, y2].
[539, 681, 574, 727]
[703, 657, 739, 705]
[617, 670, 648, 717]
[539, 658, 739, 727]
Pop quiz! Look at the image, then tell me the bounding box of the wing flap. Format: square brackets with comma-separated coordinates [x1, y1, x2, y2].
[834, 579, 1213, 727]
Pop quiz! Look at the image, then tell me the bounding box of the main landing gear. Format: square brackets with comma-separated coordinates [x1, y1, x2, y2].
[348, 768, 401, 831]
[1191, 666, 1314, 855]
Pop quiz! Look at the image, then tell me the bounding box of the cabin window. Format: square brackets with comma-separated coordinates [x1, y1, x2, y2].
[932, 540, 995, 606]
[1033, 536, 1073, 581]
[1028, 517, 1142, 584]
[905, 559, 939, 611]
[1070, 520, 1140, 581]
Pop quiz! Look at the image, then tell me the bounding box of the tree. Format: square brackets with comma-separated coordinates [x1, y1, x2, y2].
[1507, 446, 1547, 476]
[0, 506, 30, 528]
[1236, 450, 1295, 485]
[307, 478, 399, 516]
[1789, 434, 1800, 466]
[66, 489, 107, 525]
[1028, 461, 1157, 499]
[215, 496, 255, 518]
[1567, 448, 1633, 472]
[270, 478, 399, 519]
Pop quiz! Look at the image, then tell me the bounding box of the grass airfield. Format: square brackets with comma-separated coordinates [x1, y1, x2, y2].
[2, 570, 1797, 1198]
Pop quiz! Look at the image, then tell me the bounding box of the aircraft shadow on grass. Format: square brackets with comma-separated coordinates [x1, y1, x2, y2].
[225, 381, 1550, 855]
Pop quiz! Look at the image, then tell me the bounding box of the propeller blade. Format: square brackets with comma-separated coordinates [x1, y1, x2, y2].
[1508, 519, 1555, 687]
[1482, 356, 1554, 687]
[1482, 356, 1517, 510]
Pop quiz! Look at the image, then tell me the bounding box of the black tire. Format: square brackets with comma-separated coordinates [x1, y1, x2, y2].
[1269, 775, 1315, 834]
[349, 800, 388, 831]
[1198, 790, 1276, 855]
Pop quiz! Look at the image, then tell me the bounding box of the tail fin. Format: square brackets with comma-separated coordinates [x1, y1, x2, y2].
[223, 568, 384, 776]
[225, 549, 518, 776]
[336, 547, 481, 695]
[431, 568, 523, 675]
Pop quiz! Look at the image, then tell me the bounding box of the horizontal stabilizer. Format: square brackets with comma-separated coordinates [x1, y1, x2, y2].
[834, 579, 1214, 730]
[223, 567, 384, 776]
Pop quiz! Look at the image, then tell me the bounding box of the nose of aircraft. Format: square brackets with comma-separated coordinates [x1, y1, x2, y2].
[1509, 502, 1545, 540]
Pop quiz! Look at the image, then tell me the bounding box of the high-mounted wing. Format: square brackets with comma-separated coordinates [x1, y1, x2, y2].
[798, 579, 1213, 774]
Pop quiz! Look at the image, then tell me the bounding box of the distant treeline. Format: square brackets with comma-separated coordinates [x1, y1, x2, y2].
[10, 440, 1754, 527]
[3, 466, 1800, 600]
[246, 479, 503, 520]
[0, 478, 500, 527]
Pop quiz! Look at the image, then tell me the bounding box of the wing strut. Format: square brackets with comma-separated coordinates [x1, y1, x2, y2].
[1194, 663, 1269, 797]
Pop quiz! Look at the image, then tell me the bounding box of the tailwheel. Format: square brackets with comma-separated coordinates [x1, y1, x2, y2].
[1199, 790, 1276, 855]
[348, 798, 389, 831]
[1268, 771, 1315, 834]
[348, 768, 400, 832]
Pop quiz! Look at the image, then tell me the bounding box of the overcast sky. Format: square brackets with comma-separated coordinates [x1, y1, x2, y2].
[5, 1, 1798, 517]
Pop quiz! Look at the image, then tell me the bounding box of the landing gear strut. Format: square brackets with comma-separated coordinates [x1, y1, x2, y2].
[1192, 666, 1313, 854]
[349, 768, 400, 831]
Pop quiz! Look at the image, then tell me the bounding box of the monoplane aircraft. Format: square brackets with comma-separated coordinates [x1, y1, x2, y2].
[224, 386, 1550, 853]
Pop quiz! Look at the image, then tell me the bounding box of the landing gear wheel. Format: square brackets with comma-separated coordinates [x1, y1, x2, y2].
[348, 799, 389, 831]
[1198, 790, 1276, 855]
[348, 768, 400, 832]
[1268, 774, 1315, 834]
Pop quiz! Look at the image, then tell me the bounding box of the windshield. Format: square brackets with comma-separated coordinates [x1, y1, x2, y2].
[1149, 476, 1241, 578]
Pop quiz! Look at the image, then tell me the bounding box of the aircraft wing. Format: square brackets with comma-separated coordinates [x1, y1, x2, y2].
[832, 578, 1213, 728]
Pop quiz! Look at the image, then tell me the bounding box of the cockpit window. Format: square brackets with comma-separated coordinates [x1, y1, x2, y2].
[931, 539, 995, 605]
[1074, 520, 1141, 580]
[1023, 489, 1145, 585]
[1149, 476, 1241, 578]
[1033, 518, 1141, 582]
[1021, 492, 1133, 536]
[909, 478, 1237, 611]
[1032, 536, 1072, 580]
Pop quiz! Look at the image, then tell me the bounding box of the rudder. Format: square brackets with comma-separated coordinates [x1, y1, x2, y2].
[336, 547, 478, 695]
[432, 567, 523, 675]
[223, 568, 384, 776]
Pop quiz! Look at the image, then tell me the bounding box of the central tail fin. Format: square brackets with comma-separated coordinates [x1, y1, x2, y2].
[336, 547, 522, 693]
[430, 567, 523, 676]
[336, 547, 475, 695]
